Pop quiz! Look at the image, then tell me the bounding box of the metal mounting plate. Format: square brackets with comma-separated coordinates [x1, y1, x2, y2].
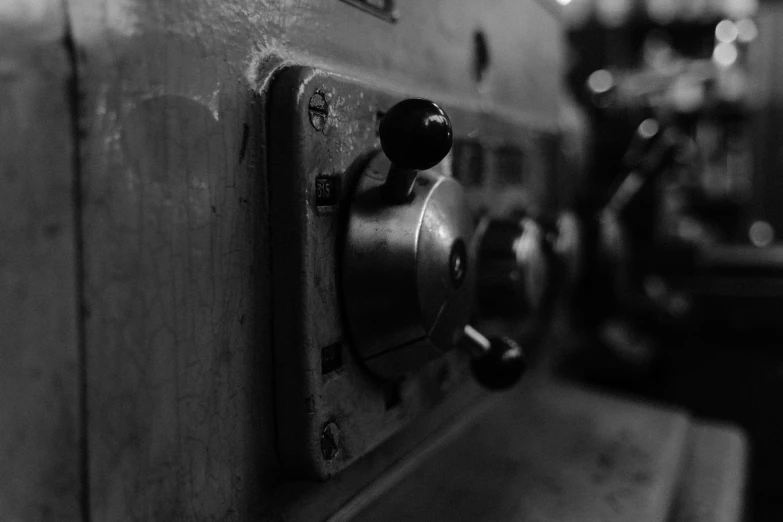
[267, 65, 560, 479]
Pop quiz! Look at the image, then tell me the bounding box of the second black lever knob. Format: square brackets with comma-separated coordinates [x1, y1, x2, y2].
[460, 325, 527, 390]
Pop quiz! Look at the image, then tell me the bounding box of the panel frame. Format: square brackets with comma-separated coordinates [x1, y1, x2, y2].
[268, 64, 561, 479]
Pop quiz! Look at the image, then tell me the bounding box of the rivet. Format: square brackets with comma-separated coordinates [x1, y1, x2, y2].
[309, 91, 329, 131]
[320, 422, 340, 460]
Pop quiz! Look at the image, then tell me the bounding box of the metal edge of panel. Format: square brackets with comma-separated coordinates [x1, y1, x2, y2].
[266, 64, 329, 479]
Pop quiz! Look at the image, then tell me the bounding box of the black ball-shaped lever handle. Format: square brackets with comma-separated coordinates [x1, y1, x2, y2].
[379, 98, 453, 171]
[461, 326, 527, 390]
[472, 337, 527, 390]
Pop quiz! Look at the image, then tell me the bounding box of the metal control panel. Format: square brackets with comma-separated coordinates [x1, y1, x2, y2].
[268, 65, 559, 479]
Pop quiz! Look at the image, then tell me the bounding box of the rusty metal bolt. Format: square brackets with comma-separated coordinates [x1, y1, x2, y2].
[320, 422, 340, 461]
[309, 91, 329, 131]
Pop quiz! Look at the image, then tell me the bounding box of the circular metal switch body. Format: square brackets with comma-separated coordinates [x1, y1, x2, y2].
[342, 152, 475, 379]
[476, 216, 553, 321]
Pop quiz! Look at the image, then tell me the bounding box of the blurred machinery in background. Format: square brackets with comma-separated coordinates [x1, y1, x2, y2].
[554, 0, 782, 376]
[527, 1, 783, 519]
[476, 0, 768, 375]
[465, 2, 783, 519]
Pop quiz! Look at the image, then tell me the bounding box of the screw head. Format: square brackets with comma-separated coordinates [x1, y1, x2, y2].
[309, 92, 329, 131]
[320, 422, 340, 461]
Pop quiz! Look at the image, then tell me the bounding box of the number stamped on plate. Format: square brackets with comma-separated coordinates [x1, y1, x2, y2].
[315, 175, 340, 208]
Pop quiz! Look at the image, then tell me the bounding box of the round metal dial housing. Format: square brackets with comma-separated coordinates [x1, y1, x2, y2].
[342, 152, 475, 379]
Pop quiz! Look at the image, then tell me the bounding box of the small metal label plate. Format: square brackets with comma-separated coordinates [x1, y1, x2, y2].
[315, 175, 340, 207]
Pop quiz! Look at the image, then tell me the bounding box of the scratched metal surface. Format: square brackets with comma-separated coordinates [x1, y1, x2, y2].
[670, 422, 747, 522]
[0, 2, 82, 519]
[348, 379, 691, 522]
[57, 0, 565, 519]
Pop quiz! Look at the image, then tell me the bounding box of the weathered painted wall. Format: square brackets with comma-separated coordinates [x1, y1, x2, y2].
[3, 0, 564, 519]
[0, 1, 82, 519]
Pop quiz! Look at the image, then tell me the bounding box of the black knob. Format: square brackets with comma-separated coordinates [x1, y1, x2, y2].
[380, 99, 453, 171]
[461, 326, 527, 390]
